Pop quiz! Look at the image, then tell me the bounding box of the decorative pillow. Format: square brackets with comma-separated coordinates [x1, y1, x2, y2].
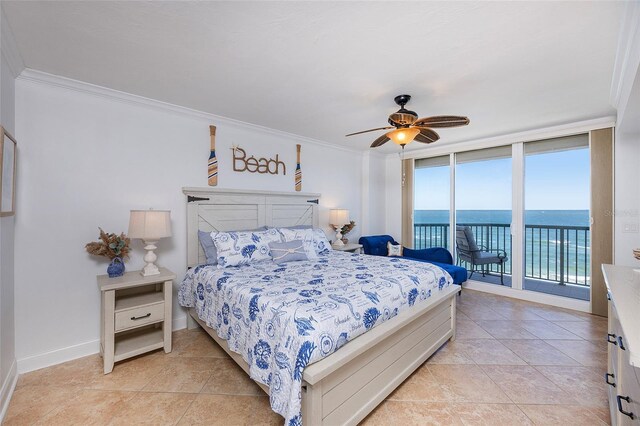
[387, 242, 403, 257]
[213, 228, 282, 268]
[311, 228, 331, 254]
[198, 226, 268, 265]
[278, 228, 318, 260]
[198, 230, 218, 264]
[269, 240, 308, 264]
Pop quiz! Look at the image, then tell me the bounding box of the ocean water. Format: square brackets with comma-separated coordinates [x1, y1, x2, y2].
[414, 210, 589, 226]
[414, 210, 590, 285]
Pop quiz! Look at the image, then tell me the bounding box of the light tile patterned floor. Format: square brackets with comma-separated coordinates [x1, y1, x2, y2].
[3, 290, 610, 425]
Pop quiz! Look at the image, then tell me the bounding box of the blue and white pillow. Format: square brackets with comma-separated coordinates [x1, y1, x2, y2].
[278, 228, 331, 259]
[213, 229, 282, 268]
[311, 228, 331, 254]
[199, 227, 268, 265]
[278, 228, 318, 260]
[269, 240, 308, 264]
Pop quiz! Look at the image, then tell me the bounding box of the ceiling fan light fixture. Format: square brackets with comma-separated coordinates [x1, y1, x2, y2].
[387, 127, 420, 146]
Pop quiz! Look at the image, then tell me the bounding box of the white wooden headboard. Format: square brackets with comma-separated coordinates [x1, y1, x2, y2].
[183, 187, 320, 267]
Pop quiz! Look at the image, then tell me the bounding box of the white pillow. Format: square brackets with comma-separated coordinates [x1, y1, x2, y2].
[213, 229, 282, 268]
[311, 228, 331, 254]
[387, 242, 403, 257]
[278, 228, 318, 260]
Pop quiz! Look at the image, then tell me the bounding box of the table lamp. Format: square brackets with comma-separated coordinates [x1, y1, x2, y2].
[128, 209, 172, 276]
[329, 209, 349, 247]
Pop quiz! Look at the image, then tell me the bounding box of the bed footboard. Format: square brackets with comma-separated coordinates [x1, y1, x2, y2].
[187, 284, 458, 426]
[302, 285, 458, 425]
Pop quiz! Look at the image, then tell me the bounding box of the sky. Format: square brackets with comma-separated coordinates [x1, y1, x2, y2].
[414, 148, 590, 211]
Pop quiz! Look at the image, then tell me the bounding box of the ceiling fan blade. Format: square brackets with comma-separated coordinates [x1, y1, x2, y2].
[413, 115, 470, 128]
[370, 134, 390, 148]
[345, 126, 394, 137]
[413, 128, 440, 144]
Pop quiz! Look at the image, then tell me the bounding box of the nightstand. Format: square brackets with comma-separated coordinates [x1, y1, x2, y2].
[332, 243, 363, 254]
[97, 267, 176, 374]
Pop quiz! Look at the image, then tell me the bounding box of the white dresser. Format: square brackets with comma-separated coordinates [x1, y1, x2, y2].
[603, 264, 640, 425]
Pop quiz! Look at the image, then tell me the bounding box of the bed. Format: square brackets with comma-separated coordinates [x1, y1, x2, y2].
[180, 187, 459, 425]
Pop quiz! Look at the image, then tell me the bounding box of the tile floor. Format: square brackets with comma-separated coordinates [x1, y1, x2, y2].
[469, 273, 590, 301]
[3, 289, 610, 425]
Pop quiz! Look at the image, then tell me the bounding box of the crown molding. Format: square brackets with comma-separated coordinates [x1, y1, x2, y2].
[385, 116, 617, 160]
[16, 68, 362, 154]
[1, 6, 25, 78]
[610, 1, 640, 129]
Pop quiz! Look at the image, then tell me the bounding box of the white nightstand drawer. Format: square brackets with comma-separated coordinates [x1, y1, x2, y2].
[115, 302, 164, 332]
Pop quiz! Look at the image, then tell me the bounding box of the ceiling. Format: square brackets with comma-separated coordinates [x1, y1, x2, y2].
[2, 1, 625, 152]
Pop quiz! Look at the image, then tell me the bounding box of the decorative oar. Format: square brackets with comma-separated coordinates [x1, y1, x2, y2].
[208, 125, 218, 186]
[295, 144, 302, 192]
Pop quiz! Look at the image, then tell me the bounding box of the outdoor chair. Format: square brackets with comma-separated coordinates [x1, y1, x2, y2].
[455, 225, 508, 285]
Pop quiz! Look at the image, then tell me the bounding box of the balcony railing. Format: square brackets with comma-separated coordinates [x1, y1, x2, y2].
[414, 223, 590, 286]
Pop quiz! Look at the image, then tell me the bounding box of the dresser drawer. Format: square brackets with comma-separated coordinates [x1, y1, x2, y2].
[610, 301, 622, 378]
[115, 302, 164, 332]
[616, 331, 640, 424]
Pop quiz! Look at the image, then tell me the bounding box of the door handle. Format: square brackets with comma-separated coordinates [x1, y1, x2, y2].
[131, 313, 152, 321]
[607, 333, 617, 345]
[617, 395, 635, 419]
[605, 373, 616, 387]
[618, 336, 626, 351]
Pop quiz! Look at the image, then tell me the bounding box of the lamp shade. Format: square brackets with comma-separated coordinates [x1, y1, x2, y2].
[128, 210, 172, 240]
[386, 127, 420, 145]
[329, 209, 350, 226]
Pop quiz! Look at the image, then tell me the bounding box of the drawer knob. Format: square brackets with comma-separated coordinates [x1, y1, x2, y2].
[131, 313, 152, 321]
[617, 395, 635, 419]
[607, 333, 618, 345]
[605, 373, 616, 387]
[617, 336, 626, 351]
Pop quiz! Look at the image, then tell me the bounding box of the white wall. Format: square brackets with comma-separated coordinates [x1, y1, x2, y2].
[14, 71, 370, 372]
[360, 151, 387, 236]
[0, 5, 19, 421]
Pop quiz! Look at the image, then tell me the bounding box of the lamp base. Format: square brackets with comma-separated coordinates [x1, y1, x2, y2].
[141, 263, 160, 277]
[141, 241, 161, 277]
[333, 227, 344, 246]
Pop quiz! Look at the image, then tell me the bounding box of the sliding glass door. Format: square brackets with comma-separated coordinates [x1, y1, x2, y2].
[523, 135, 590, 300]
[412, 133, 592, 301]
[455, 147, 512, 286]
[414, 156, 451, 250]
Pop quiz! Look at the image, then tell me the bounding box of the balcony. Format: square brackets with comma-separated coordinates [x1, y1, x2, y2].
[414, 223, 590, 301]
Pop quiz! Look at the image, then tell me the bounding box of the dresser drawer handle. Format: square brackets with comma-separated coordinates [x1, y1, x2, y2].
[605, 373, 616, 387]
[131, 313, 152, 321]
[618, 336, 626, 351]
[607, 333, 618, 345]
[617, 395, 635, 419]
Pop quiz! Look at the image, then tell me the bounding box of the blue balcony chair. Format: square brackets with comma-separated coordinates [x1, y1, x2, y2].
[358, 235, 467, 288]
[455, 225, 508, 285]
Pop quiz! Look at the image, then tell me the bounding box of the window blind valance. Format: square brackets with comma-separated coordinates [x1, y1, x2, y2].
[415, 155, 449, 169]
[525, 133, 588, 155]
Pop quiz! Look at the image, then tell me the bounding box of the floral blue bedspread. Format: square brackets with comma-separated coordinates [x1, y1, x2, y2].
[178, 251, 452, 425]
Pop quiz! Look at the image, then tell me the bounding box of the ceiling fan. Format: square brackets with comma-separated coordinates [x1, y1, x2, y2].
[346, 94, 470, 148]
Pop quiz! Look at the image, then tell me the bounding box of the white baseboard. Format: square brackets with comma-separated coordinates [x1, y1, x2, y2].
[17, 339, 100, 374]
[173, 315, 187, 332]
[463, 280, 591, 313]
[0, 359, 18, 423]
[17, 317, 189, 374]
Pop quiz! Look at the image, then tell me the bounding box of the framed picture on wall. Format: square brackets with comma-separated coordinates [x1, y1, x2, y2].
[0, 126, 17, 216]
